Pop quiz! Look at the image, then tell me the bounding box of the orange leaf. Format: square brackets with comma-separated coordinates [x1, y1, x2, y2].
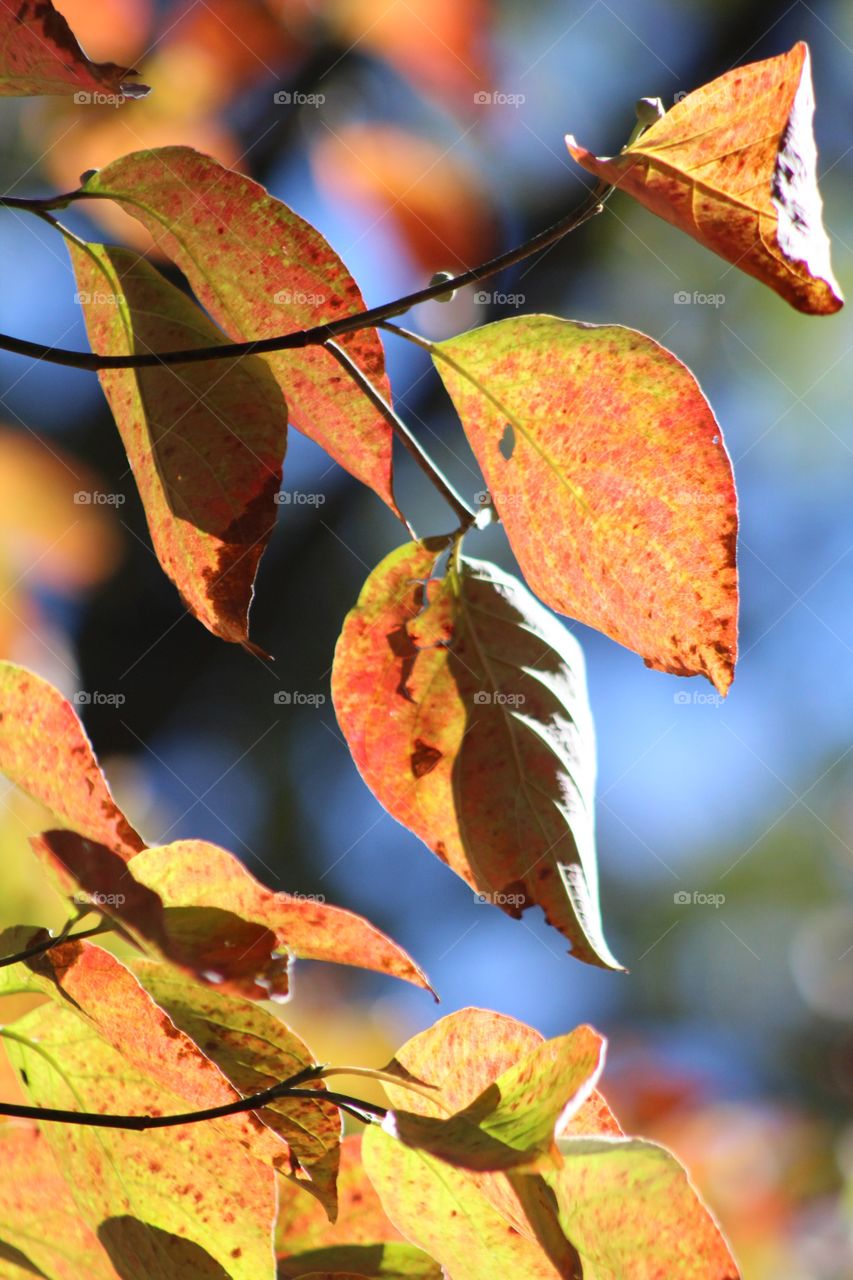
[433, 317, 738, 693]
[0, 1121, 120, 1279]
[0, 662, 144, 857]
[332, 539, 622, 970]
[70, 242, 287, 651]
[566, 43, 842, 315]
[127, 839, 435, 999]
[4, 1001, 278, 1280]
[0, 0, 148, 97]
[83, 148, 400, 515]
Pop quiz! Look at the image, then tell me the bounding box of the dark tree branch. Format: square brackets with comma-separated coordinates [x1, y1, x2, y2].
[0, 184, 609, 372]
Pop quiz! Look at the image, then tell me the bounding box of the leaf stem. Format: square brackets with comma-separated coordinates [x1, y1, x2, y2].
[0, 183, 609, 371]
[324, 339, 476, 528]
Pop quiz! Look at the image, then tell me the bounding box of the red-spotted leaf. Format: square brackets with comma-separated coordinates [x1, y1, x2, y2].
[132, 959, 341, 1214]
[0, 932, 286, 1165]
[70, 242, 287, 651]
[81, 148, 399, 514]
[362, 1009, 740, 1280]
[29, 829, 433, 1000]
[548, 1136, 740, 1279]
[126, 839, 435, 999]
[3, 1001, 278, 1280]
[362, 1009, 594, 1279]
[0, 0, 148, 98]
[277, 1136, 441, 1278]
[567, 43, 842, 315]
[0, 1121, 120, 1280]
[432, 317, 738, 693]
[381, 1024, 604, 1172]
[332, 539, 622, 970]
[0, 661, 143, 857]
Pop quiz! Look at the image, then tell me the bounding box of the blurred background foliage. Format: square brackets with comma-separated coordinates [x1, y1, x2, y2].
[0, 1, 851, 1275]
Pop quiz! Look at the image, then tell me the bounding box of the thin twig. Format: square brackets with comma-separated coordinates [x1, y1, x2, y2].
[0, 1062, 388, 1130]
[324, 339, 476, 527]
[0, 922, 111, 971]
[0, 184, 609, 371]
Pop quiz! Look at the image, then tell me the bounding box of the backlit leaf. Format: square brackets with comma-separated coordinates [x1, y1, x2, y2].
[567, 43, 842, 315]
[332, 539, 622, 969]
[128, 839, 434, 998]
[277, 1136, 440, 1276]
[0, 933, 286, 1165]
[382, 1025, 604, 1171]
[0, 661, 144, 857]
[0, 1121, 120, 1280]
[70, 241, 287, 650]
[362, 1009, 739, 1279]
[548, 1135, 741, 1279]
[132, 959, 342, 1213]
[0, 0, 148, 97]
[432, 317, 738, 693]
[82, 148, 399, 514]
[4, 1001, 278, 1280]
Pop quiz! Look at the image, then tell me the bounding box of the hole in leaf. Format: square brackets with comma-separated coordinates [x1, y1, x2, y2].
[499, 423, 515, 460]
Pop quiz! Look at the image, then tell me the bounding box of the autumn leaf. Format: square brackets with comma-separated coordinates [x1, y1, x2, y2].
[81, 147, 400, 514]
[0, 664, 432, 997]
[362, 1009, 739, 1280]
[126, 840, 435, 998]
[547, 1136, 740, 1279]
[0, 661, 144, 857]
[432, 317, 738, 693]
[381, 1025, 605, 1173]
[278, 1136, 441, 1278]
[3, 1001, 278, 1280]
[332, 539, 622, 970]
[70, 241, 288, 651]
[0, 933, 288, 1165]
[132, 959, 342, 1213]
[0, 1121, 120, 1280]
[567, 43, 842, 315]
[0, 0, 148, 97]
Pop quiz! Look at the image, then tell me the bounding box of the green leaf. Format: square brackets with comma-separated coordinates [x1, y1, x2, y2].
[548, 1136, 741, 1279]
[0, 1, 148, 98]
[0, 661, 144, 857]
[82, 148, 399, 515]
[0, 1121, 120, 1280]
[70, 242, 287, 651]
[432, 316, 738, 694]
[383, 1025, 604, 1172]
[332, 539, 622, 970]
[280, 1242, 441, 1278]
[4, 1002, 278, 1280]
[132, 959, 342, 1215]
